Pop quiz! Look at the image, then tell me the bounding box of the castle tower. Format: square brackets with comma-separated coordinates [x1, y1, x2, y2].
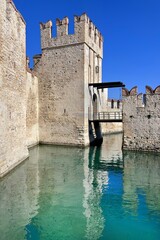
[34, 14, 103, 146]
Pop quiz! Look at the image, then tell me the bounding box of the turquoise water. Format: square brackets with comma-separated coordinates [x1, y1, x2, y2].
[0, 134, 160, 240]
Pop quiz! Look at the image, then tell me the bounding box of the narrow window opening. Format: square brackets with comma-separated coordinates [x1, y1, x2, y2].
[111, 99, 114, 109]
[117, 100, 120, 109]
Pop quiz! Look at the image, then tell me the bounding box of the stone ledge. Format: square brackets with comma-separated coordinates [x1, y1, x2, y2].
[39, 141, 89, 148]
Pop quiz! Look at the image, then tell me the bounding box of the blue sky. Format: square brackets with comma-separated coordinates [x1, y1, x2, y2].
[14, 0, 160, 98]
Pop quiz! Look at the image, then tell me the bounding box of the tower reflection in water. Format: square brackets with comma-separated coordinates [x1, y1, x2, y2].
[83, 133, 123, 239]
[83, 133, 160, 239]
[1, 133, 160, 239]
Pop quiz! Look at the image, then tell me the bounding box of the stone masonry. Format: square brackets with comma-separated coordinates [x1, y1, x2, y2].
[123, 86, 160, 152]
[26, 70, 39, 148]
[0, 0, 28, 177]
[1, 0, 160, 179]
[33, 14, 104, 146]
[0, 0, 105, 177]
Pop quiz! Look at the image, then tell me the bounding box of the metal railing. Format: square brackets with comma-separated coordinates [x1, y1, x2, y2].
[93, 111, 122, 121]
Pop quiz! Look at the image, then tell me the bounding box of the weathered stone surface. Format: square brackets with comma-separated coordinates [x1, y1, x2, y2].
[0, 0, 28, 177]
[26, 71, 39, 147]
[102, 122, 123, 134]
[34, 14, 104, 146]
[0, 1, 105, 176]
[123, 86, 160, 152]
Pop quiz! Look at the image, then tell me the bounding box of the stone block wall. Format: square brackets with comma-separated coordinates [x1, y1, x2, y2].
[123, 86, 160, 152]
[101, 122, 123, 135]
[0, 0, 28, 177]
[107, 99, 122, 110]
[35, 45, 86, 146]
[26, 70, 39, 147]
[0, 2, 105, 176]
[34, 14, 104, 146]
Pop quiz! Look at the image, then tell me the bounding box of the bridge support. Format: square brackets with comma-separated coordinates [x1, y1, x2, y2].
[89, 121, 103, 147]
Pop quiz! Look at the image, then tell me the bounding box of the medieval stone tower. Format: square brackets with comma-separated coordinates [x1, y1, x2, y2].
[33, 14, 104, 146]
[0, 0, 105, 177]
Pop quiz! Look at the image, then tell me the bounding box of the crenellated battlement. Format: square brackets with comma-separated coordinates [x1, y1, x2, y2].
[122, 85, 160, 108]
[146, 85, 160, 94]
[123, 85, 160, 152]
[122, 86, 138, 97]
[122, 85, 160, 97]
[56, 17, 69, 36]
[40, 13, 103, 57]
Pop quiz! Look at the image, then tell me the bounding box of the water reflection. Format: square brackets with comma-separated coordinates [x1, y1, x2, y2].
[32, 145, 86, 240]
[0, 134, 160, 239]
[83, 134, 123, 239]
[83, 147, 105, 240]
[123, 151, 160, 215]
[0, 147, 40, 240]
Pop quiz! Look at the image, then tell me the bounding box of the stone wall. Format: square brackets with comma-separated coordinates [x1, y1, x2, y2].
[101, 103, 123, 135]
[0, 0, 28, 177]
[101, 122, 123, 135]
[107, 99, 122, 109]
[123, 86, 160, 151]
[34, 14, 104, 146]
[26, 70, 39, 147]
[0, 2, 106, 176]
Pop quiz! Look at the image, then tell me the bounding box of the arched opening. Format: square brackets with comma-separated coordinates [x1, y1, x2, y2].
[93, 93, 98, 120]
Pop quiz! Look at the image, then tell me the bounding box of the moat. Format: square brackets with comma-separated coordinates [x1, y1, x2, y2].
[0, 133, 160, 240]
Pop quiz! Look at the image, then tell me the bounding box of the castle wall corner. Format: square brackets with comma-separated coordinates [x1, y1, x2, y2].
[26, 71, 39, 148]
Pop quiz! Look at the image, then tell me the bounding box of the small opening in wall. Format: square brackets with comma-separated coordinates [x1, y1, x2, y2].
[155, 103, 157, 107]
[147, 115, 151, 119]
[130, 115, 133, 118]
[111, 99, 114, 109]
[143, 94, 146, 106]
[89, 26, 91, 37]
[117, 100, 120, 109]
